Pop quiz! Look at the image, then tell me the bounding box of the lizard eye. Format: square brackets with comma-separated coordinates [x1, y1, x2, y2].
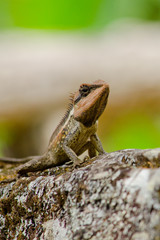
[74, 84, 92, 104]
[79, 85, 90, 97]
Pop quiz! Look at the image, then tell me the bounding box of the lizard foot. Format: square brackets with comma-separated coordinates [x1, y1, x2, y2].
[83, 155, 90, 162]
[64, 160, 73, 166]
[73, 159, 82, 168]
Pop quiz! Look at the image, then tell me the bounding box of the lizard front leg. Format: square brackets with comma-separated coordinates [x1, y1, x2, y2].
[77, 141, 96, 158]
[77, 135, 105, 163]
[62, 140, 97, 167]
[90, 134, 106, 155]
[62, 143, 81, 167]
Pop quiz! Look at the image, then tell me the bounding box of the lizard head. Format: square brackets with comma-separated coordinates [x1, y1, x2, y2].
[73, 80, 109, 127]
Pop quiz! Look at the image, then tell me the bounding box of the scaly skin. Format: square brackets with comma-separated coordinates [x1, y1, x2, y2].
[0, 80, 109, 174]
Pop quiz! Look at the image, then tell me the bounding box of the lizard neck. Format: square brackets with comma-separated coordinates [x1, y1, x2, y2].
[49, 96, 74, 143]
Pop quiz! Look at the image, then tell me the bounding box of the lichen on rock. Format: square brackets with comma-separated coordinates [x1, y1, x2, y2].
[0, 148, 160, 240]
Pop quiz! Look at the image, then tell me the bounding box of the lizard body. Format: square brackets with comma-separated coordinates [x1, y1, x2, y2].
[0, 80, 109, 174]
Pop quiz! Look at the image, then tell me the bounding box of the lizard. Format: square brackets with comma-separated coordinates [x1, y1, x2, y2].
[0, 80, 109, 175]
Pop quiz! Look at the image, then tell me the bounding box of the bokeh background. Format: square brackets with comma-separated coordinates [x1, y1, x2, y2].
[0, 0, 160, 158]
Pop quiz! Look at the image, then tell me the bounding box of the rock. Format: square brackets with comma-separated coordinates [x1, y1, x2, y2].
[0, 148, 160, 240]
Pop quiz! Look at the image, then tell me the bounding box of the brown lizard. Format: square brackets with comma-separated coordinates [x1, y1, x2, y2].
[0, 80, 109, 175]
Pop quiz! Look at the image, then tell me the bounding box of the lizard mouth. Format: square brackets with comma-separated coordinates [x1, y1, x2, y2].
[74, 80, 109, 127]
[74, 93, 82, 104]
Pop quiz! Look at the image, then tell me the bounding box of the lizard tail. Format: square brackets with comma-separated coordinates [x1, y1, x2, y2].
[0, 156, 39, 164]
[16, 155, 55, 174]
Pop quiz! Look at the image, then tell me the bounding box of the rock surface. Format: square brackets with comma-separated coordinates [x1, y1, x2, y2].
[0, 148, 160, 240]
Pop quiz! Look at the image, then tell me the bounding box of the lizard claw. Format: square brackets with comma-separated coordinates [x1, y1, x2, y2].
[65, 160, 73, 165]
[73, 160, 81, 168]
[83, 155, 90, 162]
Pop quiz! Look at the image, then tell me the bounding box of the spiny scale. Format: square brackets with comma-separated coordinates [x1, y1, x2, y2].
[49, 93, 74, 143]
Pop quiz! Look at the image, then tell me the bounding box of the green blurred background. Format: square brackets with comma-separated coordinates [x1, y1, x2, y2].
[0, 0, 160, 157]
[0, 0, 160, 30]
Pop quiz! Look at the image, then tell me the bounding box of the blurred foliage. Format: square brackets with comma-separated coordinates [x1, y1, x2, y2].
[102, 111, 160, 152]
[0, 0, 160, 155]
[0, 123, 14, 156]
[0, 0, 160, 30]
[0, 110, 159, 156]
